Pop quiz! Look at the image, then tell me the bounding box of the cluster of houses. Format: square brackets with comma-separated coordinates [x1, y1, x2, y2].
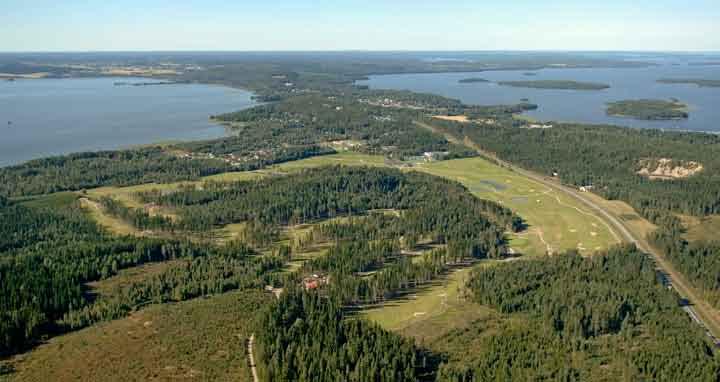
[359, 97, 426, 110]
[404, 151, 451, 163]
[523, 123, 554, 129]
[176, 150, 270, 167]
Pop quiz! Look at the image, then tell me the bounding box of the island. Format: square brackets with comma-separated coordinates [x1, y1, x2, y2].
[606, 99, 689, 120]
[657, 78, 720, 88]
[497, 80, 610, 90]
[458, 77, 490, 83]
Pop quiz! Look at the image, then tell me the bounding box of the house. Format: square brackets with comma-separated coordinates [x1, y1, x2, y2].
[302, 274, 330, 290]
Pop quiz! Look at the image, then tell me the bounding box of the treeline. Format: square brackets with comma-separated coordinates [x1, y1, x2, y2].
[0, 195, 280, 356]
[301, 240, 458, 306]
[98, 196, 174, 232]
[0, 143, 333, 198]
[429, 118, 720, 218]
[649, 215, 720, 308]
[0, 148, 231, 197]
[135, 166, 520, 235]
[256, 290, 427, 382]
[62, 242, 282, 330]
[444, 246, 720, 380]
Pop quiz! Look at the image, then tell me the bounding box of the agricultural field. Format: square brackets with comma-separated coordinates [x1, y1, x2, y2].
[2, 290, 269, 382]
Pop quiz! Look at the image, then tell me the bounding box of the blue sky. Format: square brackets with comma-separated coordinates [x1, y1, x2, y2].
[1, 0, 719, 51]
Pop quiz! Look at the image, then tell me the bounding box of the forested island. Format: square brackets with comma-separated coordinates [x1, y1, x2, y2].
[658, 78, 720, 88]
[497, 80, 611, 90]
[606, 99, 689, 120]
[458, 77, 489, 83]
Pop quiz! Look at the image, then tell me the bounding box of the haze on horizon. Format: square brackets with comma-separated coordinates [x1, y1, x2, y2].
[2, 0, 720, 52]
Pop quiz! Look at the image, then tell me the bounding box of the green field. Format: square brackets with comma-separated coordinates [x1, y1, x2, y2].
[361, 262, 500, 340]
[3, 290, 269, 382]
[416, 157, 619, 256]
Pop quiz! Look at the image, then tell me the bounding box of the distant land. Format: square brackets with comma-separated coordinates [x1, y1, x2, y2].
[657, 78, 720, 88]
[689, 62, 720, 66]
[497, 80, 610, 90]
[458, 77, 490, 84]
[606, 99, 689, 120]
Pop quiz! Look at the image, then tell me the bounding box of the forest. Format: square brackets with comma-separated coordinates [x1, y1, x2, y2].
[497, 80, 611, 90]
[438, 246, 720, 380]
[606, 99, 689, 120]
[428, 117, 720, 219]
[0, 145, 332, 197]
[657, 78, 720, 88]
[2, 51, 720, 380]
[649, 214, 720, 308]
[256, 290, 427, 382]
[0, 193, 282, 356]
[125, 166, 520, 236]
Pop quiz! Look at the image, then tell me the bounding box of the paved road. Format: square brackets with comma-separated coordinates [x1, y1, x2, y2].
[416, 121, 720, 344]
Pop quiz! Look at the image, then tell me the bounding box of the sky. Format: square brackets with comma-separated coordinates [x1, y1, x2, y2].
[1, 0, 719, 52]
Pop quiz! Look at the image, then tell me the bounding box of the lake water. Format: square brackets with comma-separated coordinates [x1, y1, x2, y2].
[358, 62, 720, 132]
[0, 77, 255, 167]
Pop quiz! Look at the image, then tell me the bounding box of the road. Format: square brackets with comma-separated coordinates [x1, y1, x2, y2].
[416, 120, 720, 344]
[247, 334, 259, 382]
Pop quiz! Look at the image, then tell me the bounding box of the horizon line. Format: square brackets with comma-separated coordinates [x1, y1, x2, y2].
[1, 49, 720, 54]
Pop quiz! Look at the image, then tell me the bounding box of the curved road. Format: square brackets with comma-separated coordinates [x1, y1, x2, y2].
[417, 121, 720, 344]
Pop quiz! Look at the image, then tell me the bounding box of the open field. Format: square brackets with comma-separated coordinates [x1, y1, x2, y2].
[432, 115, 470, 123]
[2, 290, 269, 382]
[361, 262, 499, 340]
[86, 260, 187, 300]
[680, 214, 720, 242]
[416, 158, 619, 256]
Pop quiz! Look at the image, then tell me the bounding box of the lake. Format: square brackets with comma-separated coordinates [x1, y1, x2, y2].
[358, 61, 720, 132]
[0, 77, 255, 167]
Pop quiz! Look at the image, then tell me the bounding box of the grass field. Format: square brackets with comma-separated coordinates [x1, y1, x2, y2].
[361, 262, 500, 340]
[416, 158, 619, 256]
[680, 214, 720, 242]
[2, 290, 269, 382]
